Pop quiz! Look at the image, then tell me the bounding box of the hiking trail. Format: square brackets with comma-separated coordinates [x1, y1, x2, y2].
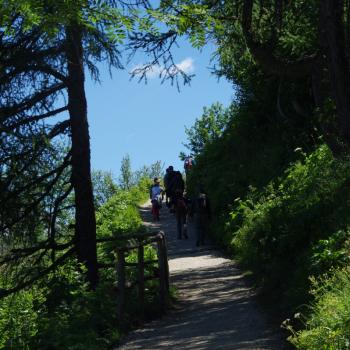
[119, 202, 289, 349]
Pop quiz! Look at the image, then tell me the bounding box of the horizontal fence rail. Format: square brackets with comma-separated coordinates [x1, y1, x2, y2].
[97, 231, 170, 322]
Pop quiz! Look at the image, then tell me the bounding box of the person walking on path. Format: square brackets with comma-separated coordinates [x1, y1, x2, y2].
[164, 166, 176, 208]
[193, 188, 211, 246]
[163, 167, 172, 207]
[173, 190, 189, 239]
[150, 177, 164, 221]
[165, 167, 185, 211]
[184, 155, 194, 173]
[119, 198, 287, 350]
[168, 170, 185, 207]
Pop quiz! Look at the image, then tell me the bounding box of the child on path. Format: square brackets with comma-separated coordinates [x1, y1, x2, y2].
[150, 177, 164, 221]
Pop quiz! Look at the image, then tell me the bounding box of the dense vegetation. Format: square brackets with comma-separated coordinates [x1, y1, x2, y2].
[165, 1, 350, 348]
[185, 99, 350, 348]
[3, 0, 350, 349]
[0, 173, 162, 349]
[0, 1, 164, 348]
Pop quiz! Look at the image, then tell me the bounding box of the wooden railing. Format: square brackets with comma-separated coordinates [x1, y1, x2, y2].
[99, 231, 170, 322]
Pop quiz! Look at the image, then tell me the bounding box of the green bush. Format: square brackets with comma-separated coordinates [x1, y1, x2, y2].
[230, 145, 350, 308]
[96, 191, 143, 238]
[185, 98, 350, 344]
[0, 287, 44, 349]
[0, 177, 156, 350]
[289, 267, 350, 349]
[33, 263, 120, 350]
[96, 177, 152, 238]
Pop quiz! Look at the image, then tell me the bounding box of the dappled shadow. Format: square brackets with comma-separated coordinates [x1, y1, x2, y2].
[118, 203, 289, 349]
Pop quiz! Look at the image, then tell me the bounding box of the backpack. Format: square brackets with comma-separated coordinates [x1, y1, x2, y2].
[184, 157, 193, 170]
[171, 172, 184, 193]
[176, 197, 187, 213]
[197, 193, 207, 210]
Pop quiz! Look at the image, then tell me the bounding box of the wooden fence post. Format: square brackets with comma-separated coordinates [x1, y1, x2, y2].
[161, 232, 170, 292]
[117, 248, 126, 323]
[137, 243, 145, 316]
[157, 236, 167, 312]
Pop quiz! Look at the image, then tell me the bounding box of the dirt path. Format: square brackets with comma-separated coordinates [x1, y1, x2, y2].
[119, 203, 289, 349]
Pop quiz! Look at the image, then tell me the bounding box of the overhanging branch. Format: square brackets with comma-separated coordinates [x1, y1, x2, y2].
[241, 0, 316, 78]
[0, 247, 75, 299]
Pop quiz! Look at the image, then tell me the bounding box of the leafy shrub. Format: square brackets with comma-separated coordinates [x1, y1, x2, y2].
[33, 262, 120, 350]
[0, 177, 156, 349]
[230, 145, 350, 308]
[0, 287, 44, 349]
[96, 191, 143, 237]
[96, 177, 152, 238]
[289, 268, 350, 349]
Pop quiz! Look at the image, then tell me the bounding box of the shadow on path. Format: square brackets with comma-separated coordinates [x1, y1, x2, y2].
[119, 203, 289, 349]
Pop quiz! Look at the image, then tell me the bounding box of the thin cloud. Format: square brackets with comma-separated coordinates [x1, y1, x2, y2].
[131, 57, 195, 79]
[176, 58, 195, 74]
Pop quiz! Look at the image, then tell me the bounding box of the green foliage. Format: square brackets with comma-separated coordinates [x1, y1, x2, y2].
[184, 82, 350, 341]
[0, 287, 44, 349]
[289, 268, 350, 349]
[95, 176, 152, 274]
[186, 92, 315, 214]
[183, 102, 231, 156]
[92, 170, 118, 208]
[229, 145, 350, 307]
[129, 176, 153, 204]
[165, 0, 350, 345]
[96, 191, 143, 237]
[119, 154, 133, 190]
[151, 3, 220, 48]
[32, 262, 121, 350]
[0, 175, 155, 349]
[133, 161, 165, 184]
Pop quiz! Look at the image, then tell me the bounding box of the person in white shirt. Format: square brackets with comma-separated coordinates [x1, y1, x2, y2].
[149, 177, 164, 221]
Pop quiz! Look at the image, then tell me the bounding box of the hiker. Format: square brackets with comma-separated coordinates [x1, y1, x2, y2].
[173, 190, 189, 239]
[149, 177, 164, 221]
[163, 166, 172, 207]
[184, 155, 194, 173]
[164, 165, 175, 208]
[169, 170, 185, 196]
[167, 168, 185, 209]
[193, 187, 211, 246]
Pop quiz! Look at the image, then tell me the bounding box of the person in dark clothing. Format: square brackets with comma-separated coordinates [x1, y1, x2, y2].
[163, 166, 174, 207]
[193, 189, 211, 246]
[167, 169, 185, 210]
[164, 166, 175, 208]
[173, 190, 189, 239]
[169, 171, 185, 195]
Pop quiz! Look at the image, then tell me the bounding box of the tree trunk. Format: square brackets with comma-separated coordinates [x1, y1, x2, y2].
[321, 0, 350, 144]
[66, 24, 99, 288]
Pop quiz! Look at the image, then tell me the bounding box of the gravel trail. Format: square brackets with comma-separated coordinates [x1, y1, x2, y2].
[118, 203, 289, 350]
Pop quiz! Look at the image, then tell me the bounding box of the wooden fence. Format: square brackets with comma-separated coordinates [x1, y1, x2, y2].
[98, 231, 170, 322]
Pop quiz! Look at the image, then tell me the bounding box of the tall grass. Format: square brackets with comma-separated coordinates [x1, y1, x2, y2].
[289, 267, 350, 349]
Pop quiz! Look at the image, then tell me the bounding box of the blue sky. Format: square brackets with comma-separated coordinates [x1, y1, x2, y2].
[85, 39, 234, 177]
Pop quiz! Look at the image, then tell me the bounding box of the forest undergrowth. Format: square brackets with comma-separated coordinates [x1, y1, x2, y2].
[186, 104, 350, 349]
[0, 177, 161, 350]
